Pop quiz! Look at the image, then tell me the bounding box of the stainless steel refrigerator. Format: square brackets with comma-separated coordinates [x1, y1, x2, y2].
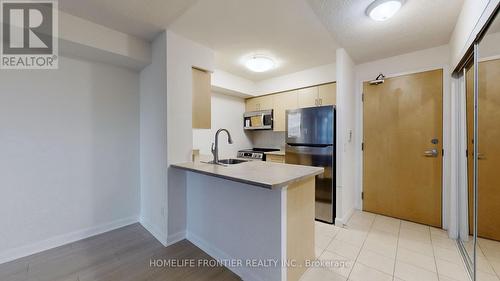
[285, 106, 335, 224]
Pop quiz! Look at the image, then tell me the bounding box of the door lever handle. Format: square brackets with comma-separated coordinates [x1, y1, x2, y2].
[471, 150, 486, 160]
[423, 149, 438, 157]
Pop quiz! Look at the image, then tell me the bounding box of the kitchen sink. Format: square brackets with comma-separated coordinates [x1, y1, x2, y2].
[218, 159, 248, 165]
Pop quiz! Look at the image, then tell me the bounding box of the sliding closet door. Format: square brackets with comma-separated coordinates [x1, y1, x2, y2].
[467, 60, 500, 242]
[459, 8, 500, 281]
[476, 59, 500, 242]
[474, 12, 500, 280]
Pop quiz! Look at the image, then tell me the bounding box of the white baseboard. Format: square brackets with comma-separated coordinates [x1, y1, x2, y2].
[335, 207, 355, 226]
[0, 216, 139, 265]
[186, 232, 265, 281]
[139, 218, 168, 246]
[167, 231, 186, 246]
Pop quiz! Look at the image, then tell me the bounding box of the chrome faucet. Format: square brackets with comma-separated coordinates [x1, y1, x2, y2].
[211, 129, 233, 164]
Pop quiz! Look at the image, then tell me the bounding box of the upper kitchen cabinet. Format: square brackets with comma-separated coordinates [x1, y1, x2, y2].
[244, 82, 336, 132]
[245, 95, 273, 112]
[297, 82, 336, 108]
[297, 87, 319, 108]
[318, 82, 336, 106]
[273, 90, 298, 132]
[192, 67, 211, 129]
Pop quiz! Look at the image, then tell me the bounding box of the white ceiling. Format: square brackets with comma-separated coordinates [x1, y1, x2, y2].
[58, 0, 199, 40]
[169, 0, 339, 81]
[307, 0, 464, 63]
[59, 0, 466, 80]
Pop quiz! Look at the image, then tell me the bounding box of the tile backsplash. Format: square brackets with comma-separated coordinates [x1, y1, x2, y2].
[251, 131, 286, 150]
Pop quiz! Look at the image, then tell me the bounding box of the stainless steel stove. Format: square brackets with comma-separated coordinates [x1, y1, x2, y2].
[237, 148, 280, 161]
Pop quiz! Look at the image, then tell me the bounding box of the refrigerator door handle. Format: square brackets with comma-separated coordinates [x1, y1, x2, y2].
[285, 144, 335, 224]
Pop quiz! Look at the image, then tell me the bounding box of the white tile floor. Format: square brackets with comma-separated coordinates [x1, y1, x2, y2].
[479, 238, 500, 276]
[462, 236, 500, 281]
[300, 211, 500, 281]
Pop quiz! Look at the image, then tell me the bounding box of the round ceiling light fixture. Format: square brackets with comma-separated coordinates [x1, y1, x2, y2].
[245, 55, 275, 72]
[366, 0, 405, 21]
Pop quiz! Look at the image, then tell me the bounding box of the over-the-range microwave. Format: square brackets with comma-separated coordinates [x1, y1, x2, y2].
[243, 110, 273, 130]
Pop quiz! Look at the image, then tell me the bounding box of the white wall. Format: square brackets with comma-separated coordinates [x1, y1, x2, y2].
[211, 63, 337, 98]
[59, 12, 151, 70]
[354, 45, 452, 230]
[165, 30, 215, 244]
[256, 63, 336, 95]
[355, 45, 452, 81]
[335, 49, 356, 225]
[212, 70, 256, 98]
[0, 56, 140, 263]
[193, 92, 252, 159]
[251, 131, 286, 150]
[139, 33, 168, 245]
[449, 0, 497, 68]
[186, 173, 282, 281]
[453, 73, 468, 240]
[58, 11, 151, 70]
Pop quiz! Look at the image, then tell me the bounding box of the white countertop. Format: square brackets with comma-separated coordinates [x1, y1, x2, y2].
[171, 160, 323, 189]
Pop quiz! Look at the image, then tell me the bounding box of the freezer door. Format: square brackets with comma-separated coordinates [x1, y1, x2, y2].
[286, 106, 334, 145]
[285, 144, 335, 223]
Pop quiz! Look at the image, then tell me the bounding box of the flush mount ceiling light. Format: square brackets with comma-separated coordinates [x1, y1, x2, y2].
[245, 56, 275, 72]
[366, 0, 405, 21]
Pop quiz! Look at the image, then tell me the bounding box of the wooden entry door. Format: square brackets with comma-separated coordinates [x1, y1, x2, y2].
[467, 59, 500, 241]
[363, 69, 443, 227]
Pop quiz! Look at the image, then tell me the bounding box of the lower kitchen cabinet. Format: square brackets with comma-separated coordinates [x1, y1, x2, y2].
[266, 154, 285, 163]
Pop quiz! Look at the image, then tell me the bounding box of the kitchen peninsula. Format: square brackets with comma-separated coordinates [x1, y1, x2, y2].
[172, 161, 323, 281]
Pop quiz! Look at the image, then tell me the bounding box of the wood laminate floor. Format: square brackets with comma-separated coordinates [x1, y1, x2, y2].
[0, 223, 241, 281]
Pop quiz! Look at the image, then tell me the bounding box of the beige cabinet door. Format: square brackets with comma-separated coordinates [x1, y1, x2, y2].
[246, 95, 273, 112]
[297, 87, 318, 108]
[245, 98, 259, 112]
[363, 69, 443, 227]
[318, 83, 336, 106]
[192, 68, 211, 129]
[258, 95, 273, 110]
[273, 91, 298, 132]
[266, 154, 285, 163]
